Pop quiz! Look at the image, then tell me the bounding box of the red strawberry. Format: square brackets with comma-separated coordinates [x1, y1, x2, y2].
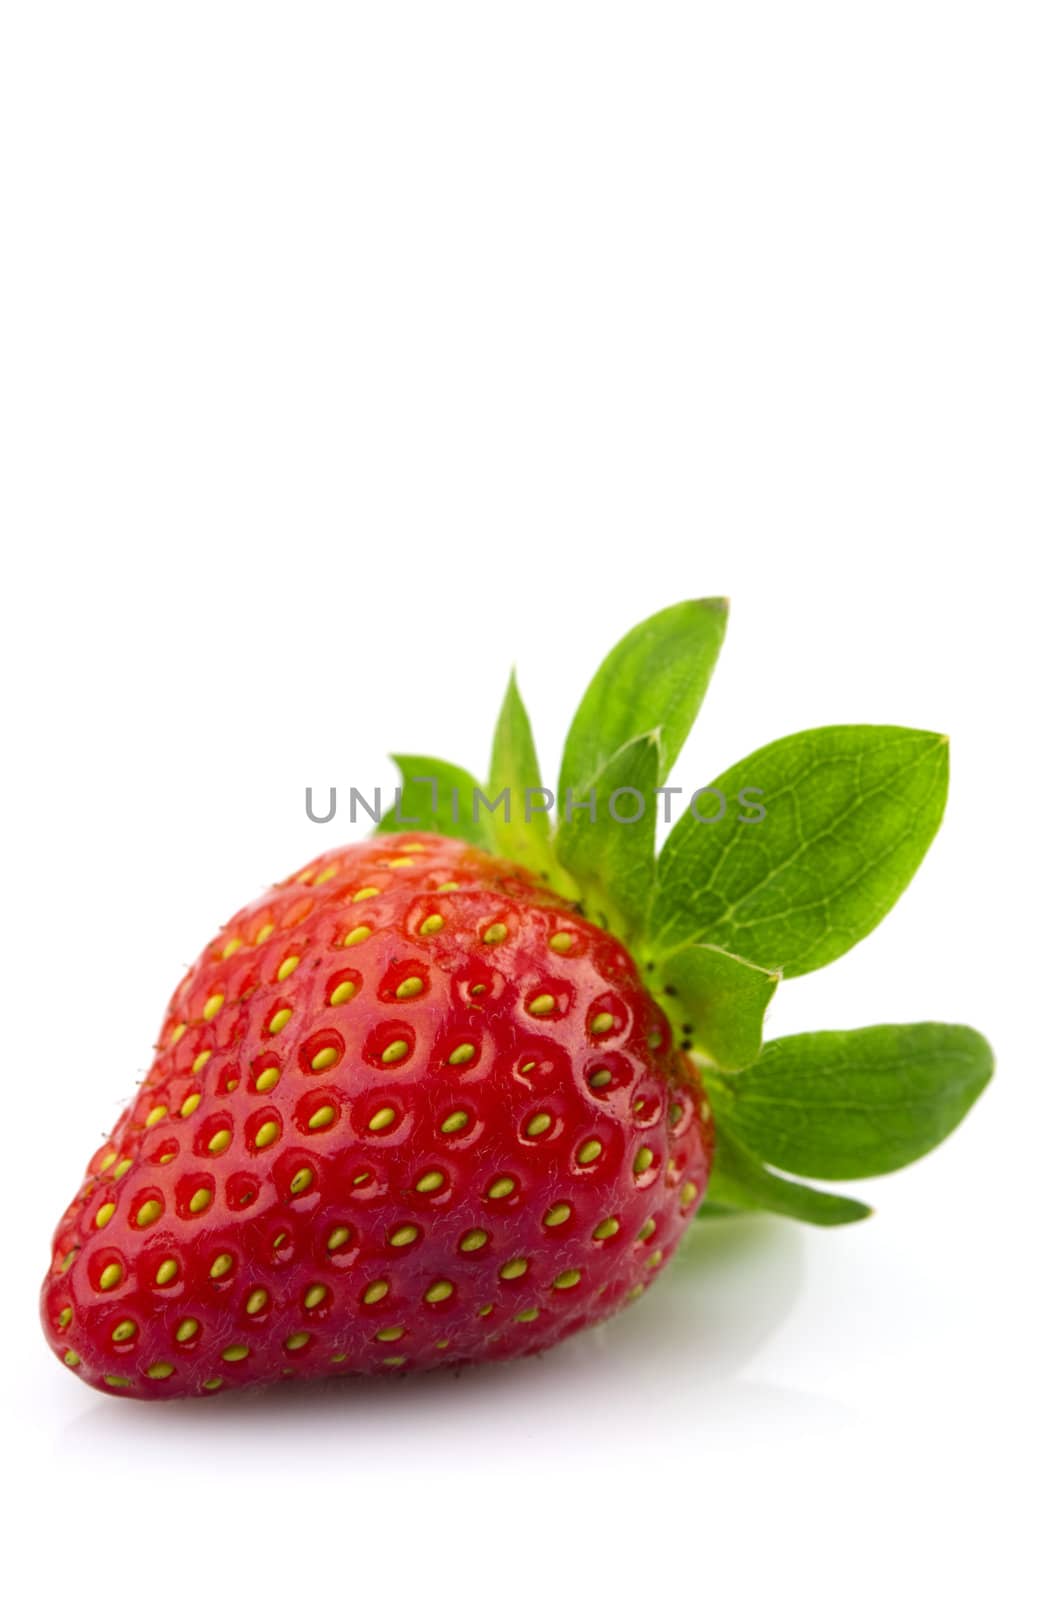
[42, 834, 710, 1397]
[42, 598, 992, 1400]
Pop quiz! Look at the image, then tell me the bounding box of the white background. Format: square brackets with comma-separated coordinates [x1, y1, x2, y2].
[1, 4, 1060, 1596]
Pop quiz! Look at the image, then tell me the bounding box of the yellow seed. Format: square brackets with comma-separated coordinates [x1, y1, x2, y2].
[649, 1030, 664, 1050]
[170, 1022, 187, 1045]
[276, 955, 300, 981]
[437, 880, 459, 892]
[326, 1226, 351, 1252]
[376, 1325, 404, 1342]
[448, 1043, 475, 1065]
[500, 1258, 528, 1281]
[381, 1040, 408, 1064]
[112, 1318, 136, 1341]
[343, 925, 371, 946]
[314, 864, 339, 885]
[159, 1152, 176, 1165]
[188, 1187, 212, 1214]
[99, 1151, 116, 1171]
[633, 1147, 654, 1175]
[593, 1217, 620, 1240]
[680, 1181, 698, 1207]
[351, 1171, 370, 1187]
[209, 1254, 233, 1279]
[388, 855, 415, 869]
[647, 1249, 663, 1268]
[290, 1167, 313, 1195]
[255, 923, 274, 944]
[330, 980, 356, 1006]
[381, 1355, 406, 1367]
[487, 1176, 515, 1199]
[397, 977, 425, 1001]
[113, 1158, 133, 1177]
[180, 1093, 202, 1118]
[221, 937, 243, 959]
[415, 1170, 445, 1193]
[460, 1229, 488, 1252]
[104, 1375, 132, 1387]
[156, 1258, 180, 1284]
[255, 1121, 280, 1149]
[527, 994, 556, 1016]
[269, 1007, 293, 1034]
[589, 1069, 612, 1088]
[425, 1281, 454, 1303]
[419, 914, 444, 935]
[203, 1376, 223, 1390]
[549, 931, 574, 953]
[203, 993, 225, 1021]
[629, 1284, 645, 1300]
[435, 1339, 451, 1350]
[525, 1112, 552, 1138]
[330, 1352, 349, 1364]
[544, 1203, 572, 1227]
[58, 1306, 73, 1328]
[286, 1332, 311, 1350]
[94, 1202, 116, 1229]
[175, 1318, 199, 1342]
[590, 1012, 614, 1035]
[389, 1224, 419, 1247]
[99, 1263, 123, 1290]
[553, 1269, 581, 1289]
[638, 1219, 657, 1242]
[363, 1280, 389, 1304]
[222, 1344, 250, 1361]
[514, 1308, 539, 1323]
[245, 1289, 269, 1314]
[308, 1105, 336, 1130]
[311, 1045, 339, 1072]
[441, 1110, 469, 1134]
[304, 1284, 327, 1309]
[482, 922, 508, 945]
[368, 1107, 397, 1133]
[403, 842, 426, 852]
[352, 886, 380, 902]
[147, 1361, 174, 1379]
[145, 1106, 167, 1127]
[208, 1129, 232, 1153]
[64, 1350, 80, 1366]
[192, 1049, 212, 1074]
[577, 1139, 603, 1165]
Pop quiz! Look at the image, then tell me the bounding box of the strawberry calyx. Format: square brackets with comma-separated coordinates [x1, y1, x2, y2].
[377, 598, 993, 1225]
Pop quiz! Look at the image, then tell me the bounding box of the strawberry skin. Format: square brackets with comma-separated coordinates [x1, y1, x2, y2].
[41, 834, 712, 1398]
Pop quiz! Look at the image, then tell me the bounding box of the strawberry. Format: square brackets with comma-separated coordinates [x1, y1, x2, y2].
[41, 835, 709, 1396]
[42, 600, 992, 1399]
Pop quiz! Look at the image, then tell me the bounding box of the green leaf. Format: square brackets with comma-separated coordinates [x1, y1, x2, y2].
[656, 944, 779, 1070]
[649, 725, 949, 977]
[706, 1124, 871, 1227]
[712, 1022, 993, 1180]
[486, 672, 557, 880]
[558, 598, 729, 801]
[376, 754, 493, 849]
[555, 732, 659, 939]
